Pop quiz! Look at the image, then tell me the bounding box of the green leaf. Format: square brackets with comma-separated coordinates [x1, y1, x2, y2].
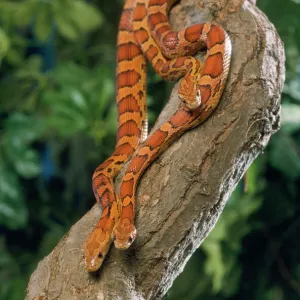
[68, 1, 103, 33]
[3, 113, 44, 145]
[268, 133, 300, 180]
[202, 240, 225, 292]
[5, 47, 23, 65]
[281, 102, 300, 133]
[53, 0, 103, 40]
[0, 28, 10, 61]
[42, 90, 89, 136]
[11, 148, 41, 178]
[55, 11, 79, 41]
[284, 79, 300, 101]
[13, 1, 36, 27]
[34, 4, 53, 41]
[1, 113, 43, 178]
[0, 165, 28, 229]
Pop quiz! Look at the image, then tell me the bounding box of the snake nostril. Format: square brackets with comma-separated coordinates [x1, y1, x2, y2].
[98, 253, 103, 259]
[128, 237, 133, 243]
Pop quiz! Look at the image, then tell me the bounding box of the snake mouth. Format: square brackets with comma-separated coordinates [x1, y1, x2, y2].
[114, 235, 135, 249]
[85, 253, 104, 272]
[84, 227, 111, 272]
[178, 89, 202, 110]
[113, 224, 136, 249]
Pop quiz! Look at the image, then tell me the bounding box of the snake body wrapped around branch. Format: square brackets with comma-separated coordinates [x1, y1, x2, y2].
[85, 0, 231, 272]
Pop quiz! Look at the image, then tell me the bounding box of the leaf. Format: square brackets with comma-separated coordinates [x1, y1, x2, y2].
[3, 113, 44, 145]
[55, 10, 79, 41]
[13, 1, 36, 27]
[42, 90, 89, 136]
[68, 1, 104, 33]
[34, 4, 53, 41]
[11, 148, 41, 178]
[281, 102, 300, 133]
[53, 0, 103, 40]
[52, 62, 90, 86]
[0, 28, 10, 61]
[1, 113, 43, 178]
[202, 240, 225, 292]
[5, 47, 23, 65]
[268, 132, 300, 180]
[0, 165, 28, 229]
[284, 79, 300, 101]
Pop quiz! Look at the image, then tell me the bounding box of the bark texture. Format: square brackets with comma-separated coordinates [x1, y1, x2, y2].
[26, 0, 285, 299]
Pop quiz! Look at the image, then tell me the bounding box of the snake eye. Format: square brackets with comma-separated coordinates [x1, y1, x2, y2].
[98, 253, 103, 259]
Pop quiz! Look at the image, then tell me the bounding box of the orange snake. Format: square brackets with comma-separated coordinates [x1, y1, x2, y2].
[85, 0, 231, 272]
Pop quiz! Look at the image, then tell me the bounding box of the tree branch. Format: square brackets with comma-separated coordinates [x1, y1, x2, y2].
[26, 0, 285, 299]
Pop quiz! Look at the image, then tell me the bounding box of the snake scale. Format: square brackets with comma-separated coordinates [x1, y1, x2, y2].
[85, 0, 231, 272]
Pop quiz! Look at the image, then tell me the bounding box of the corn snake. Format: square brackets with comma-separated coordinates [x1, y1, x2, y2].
[85, 0, 231, 272]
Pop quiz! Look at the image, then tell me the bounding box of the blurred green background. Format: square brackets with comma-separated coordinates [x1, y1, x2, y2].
[0, 0, 299, 299]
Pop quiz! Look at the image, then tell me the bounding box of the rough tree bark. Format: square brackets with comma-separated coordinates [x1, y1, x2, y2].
[26, 0, 285, 299]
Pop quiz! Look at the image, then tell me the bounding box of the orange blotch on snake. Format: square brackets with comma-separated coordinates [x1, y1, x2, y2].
[199, 85, 212, 104]
[148, 0, 166, 6]
[118, 70, 141, 89]
[118, 120, 141, 138]
[114, 143, 135, 157]
[148, 12, 168, 29]
[127, 154, 148, 174]
[207, 25, 225, 49]
[146, 129, 168, 149]
[118, 95, 140, 114]
[173, 57, 186, 68]
[154, 59, 164, 72]
[92, 174, 109, 191]
[145, 45, 159, 61]
[118, 42, 141, 62]
[169, 110, 193, 128]
[134, 3, 147, 21]
[135, 28, 149, 44]
[184, 24, 204, 43]
[120, 178, 134, 199]
[202, 53, 223, 78]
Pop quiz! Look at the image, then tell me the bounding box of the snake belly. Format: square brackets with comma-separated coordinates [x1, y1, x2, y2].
[85, 0, 232, 272]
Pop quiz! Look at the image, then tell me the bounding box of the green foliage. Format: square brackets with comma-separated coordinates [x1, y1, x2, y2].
[0, 0, 299, 300]
[0, 0, 103, 42]
[0, 113, 44, 229]
[42, 62, 116, 139]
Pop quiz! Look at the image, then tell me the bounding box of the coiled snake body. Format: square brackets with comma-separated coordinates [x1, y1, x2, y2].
[85, 0, 231, 272]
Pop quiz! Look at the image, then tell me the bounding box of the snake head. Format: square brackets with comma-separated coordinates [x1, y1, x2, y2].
[84, 227, 111, 272]
[178, 76, 202, 110]
[113, 218, 136, 250]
